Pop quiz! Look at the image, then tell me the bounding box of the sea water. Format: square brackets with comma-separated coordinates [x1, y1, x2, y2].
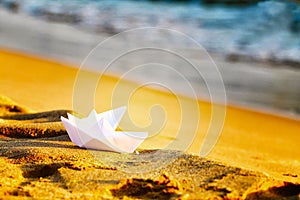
[1, 0, 300, 65]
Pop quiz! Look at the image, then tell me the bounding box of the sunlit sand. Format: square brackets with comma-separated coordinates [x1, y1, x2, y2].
[0, 49, 299, 185]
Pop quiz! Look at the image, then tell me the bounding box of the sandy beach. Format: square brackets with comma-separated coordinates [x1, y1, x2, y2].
[0, 49, 300, 199]
[0, 3, 300, 198]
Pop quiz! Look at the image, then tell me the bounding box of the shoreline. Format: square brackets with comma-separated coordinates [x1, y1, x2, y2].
[1, 7, 300, 119]
[2, 46, 300, 122]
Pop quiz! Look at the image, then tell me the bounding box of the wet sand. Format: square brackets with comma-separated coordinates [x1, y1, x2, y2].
[0, 49, 300, 199]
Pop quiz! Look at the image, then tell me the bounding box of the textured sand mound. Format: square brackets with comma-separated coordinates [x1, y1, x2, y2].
[0, 96, 72, 138]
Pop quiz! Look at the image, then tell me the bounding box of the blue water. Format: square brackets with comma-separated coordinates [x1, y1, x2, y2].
[2, 0, 300, 65]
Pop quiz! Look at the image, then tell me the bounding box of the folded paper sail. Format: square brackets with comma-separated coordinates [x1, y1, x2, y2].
[61, 106, 148, 153]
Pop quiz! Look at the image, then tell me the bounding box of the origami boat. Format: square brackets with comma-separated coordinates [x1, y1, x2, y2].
[61, 106, 148, 153]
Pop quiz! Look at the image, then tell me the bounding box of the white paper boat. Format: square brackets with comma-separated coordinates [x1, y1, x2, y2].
[61, 106, 148, 153]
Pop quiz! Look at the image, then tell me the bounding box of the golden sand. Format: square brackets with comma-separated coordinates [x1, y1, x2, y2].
[0, 48, 299, 186]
